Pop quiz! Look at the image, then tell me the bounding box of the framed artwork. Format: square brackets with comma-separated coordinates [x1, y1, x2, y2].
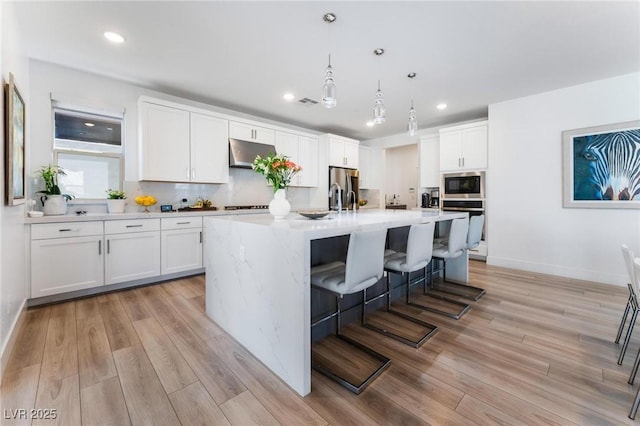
[5, 72, 26, 206]
[563, 120, 640, 209]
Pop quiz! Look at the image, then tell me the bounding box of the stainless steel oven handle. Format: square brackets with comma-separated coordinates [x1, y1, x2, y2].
[442, 207, 485, 212]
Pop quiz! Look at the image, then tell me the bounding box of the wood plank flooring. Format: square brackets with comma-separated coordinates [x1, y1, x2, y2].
[2, 261, 640, 425]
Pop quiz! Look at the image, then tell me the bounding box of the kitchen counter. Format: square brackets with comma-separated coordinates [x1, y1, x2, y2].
[25, 208, 264, 224]
[204, 209, 468, 396]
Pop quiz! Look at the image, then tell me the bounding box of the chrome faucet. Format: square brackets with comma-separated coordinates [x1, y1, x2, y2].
[329, 183, 342, 211]
[347, 190, 357, 211]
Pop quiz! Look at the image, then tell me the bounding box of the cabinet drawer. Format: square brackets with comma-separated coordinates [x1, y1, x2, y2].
[32, 221, 103, 240]
[105, 219, 160, 234]
[161, 216, 203, 230]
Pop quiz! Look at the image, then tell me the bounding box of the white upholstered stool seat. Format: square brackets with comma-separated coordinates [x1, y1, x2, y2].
[431, 215, 486, 302]
[310, 228, 390, 394]
[361, 223, 439, 348]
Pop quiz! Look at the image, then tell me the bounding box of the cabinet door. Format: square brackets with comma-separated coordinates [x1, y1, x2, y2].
[275, 131, 300, 185]
[297, 136, 318, 187]
[439, 130, 463, 171]
[420, 135, 440, 187]
[191, 113, 229, 183]
[105, 232, 160, 285]
[161, 228, 203, 275]
[31, 236, 104, 297]
[140, 102, 191, 181]
[359, 146, 371, 189]
[229, 121, 275, 145]
[343, 141, 359, 169]
[461, 125, 488, 169]
[329, 138, 345, 167]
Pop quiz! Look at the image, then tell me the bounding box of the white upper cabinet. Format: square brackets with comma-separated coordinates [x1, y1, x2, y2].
[139, 97, 229, 183]
[229, 121, 275, 145]
[328, 135, 359, 169]
[275, 131, 319, 187]
[359, 146, 382, 190]
[439, 121, 488, 171]
[190, 113, 229, 183]
[140, 101, 191, 182]
[419, 135, 440, 187]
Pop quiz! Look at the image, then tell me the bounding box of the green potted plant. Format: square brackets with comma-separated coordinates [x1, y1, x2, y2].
[106, 189, 127, 214]
[36, 165, 73, 215]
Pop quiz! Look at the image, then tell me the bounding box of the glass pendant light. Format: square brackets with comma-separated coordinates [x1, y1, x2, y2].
[372, 80, 386, 124]
[321, 54, 337, 108]
[407, 72, 417, 135]
[372, 48, 386, 124]
[321, 13, 337, 109]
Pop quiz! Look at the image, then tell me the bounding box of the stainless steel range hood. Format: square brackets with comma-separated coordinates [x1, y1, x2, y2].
[228, 138, 277, 169]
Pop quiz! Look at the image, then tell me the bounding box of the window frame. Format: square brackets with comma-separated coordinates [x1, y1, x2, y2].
[52, 102, 125, 201]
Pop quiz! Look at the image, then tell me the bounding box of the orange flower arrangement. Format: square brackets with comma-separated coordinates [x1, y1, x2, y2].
[252, 153, 302, 192]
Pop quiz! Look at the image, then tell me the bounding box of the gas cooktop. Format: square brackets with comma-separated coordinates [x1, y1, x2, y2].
[224, 205, 269, 211]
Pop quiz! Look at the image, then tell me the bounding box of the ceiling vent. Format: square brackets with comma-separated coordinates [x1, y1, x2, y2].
[297, 97, 318, 106]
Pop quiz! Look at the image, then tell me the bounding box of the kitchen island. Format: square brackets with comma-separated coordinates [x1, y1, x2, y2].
[204, 209, 468, 396]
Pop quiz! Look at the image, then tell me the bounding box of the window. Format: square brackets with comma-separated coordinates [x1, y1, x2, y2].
[53, 106, 124, 199]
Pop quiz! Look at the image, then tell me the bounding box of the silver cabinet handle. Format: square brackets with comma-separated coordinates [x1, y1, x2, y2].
[126, 224, 143, 228]
[98, 240, 102, 255]
[191, 168, 195, 179]
[59, 228, 72, 232]
[177, 221, 191, 225]
[107, 240, 110, 254]
[200, 231, 203, 243]
[186, 168, 190, 179]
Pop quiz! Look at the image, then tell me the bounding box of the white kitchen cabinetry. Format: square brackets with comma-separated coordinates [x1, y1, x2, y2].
[139, 97, 229, 183]
[419, 135, 440, 187]
[31, 222, 104, 298]
[359, 146, 382, 190]
[104, 219, 161, 285]
[229, 121, 275, 145]
[275, 131, 319, 187]
[161, 217, 203, 275]
[328, 135, 359, 169]
[439, 121, 488, 171]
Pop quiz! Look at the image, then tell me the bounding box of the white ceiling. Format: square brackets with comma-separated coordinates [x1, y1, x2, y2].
[10, 1, 640, 141]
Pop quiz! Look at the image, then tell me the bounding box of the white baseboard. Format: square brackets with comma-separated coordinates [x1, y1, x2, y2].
[0, 298, 28, 386]
[486, 255, 626, 287]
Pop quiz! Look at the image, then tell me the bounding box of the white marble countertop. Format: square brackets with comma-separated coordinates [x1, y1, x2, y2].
[205, 208, 467, 240]
[25, 208, 267, 224]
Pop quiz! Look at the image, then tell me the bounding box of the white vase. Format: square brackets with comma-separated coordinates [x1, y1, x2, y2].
[269, 188, 290, 219]
[42, 195, 67, 216]
[107, 199, 126, 214]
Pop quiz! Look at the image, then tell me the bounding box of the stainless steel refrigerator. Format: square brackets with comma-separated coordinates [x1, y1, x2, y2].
[328, 166, 359, 211]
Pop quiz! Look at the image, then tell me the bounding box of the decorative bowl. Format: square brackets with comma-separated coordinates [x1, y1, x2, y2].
[298, 210, 330, 220]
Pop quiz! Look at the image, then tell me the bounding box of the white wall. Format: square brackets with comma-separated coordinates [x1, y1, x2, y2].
[384, 144, 419, 207]
[1, 1, 30, 381]
[488, 72, 640, 286]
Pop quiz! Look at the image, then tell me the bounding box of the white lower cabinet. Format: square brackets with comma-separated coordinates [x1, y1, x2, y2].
[161, 217, 203, 275]
[31, 222, 104, 298]
[104, 219, 161, 285]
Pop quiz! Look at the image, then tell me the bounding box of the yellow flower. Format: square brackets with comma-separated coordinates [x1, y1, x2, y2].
[135, 195, 157, 206]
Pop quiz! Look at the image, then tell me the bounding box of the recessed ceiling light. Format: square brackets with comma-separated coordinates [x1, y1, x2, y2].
[437, 103, 447, 110]
[283, 93, 295, 101]
[104, 31, 125, 43]
[84, 122, 95, 127]
[366, 121, 374, 127]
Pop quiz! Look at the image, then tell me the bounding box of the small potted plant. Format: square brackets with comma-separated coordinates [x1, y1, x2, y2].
[106, 189, 127, 214]
[36, 164, 73, 215]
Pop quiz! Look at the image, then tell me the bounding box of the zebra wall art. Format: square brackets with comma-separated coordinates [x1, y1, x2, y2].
[563, 121, 640, 209]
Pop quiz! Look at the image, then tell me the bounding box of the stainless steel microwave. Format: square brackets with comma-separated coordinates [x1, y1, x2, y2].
[441, 171, 485, 199]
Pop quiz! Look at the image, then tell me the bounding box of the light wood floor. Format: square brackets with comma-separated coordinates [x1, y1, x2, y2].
[2, 262, 640, 425]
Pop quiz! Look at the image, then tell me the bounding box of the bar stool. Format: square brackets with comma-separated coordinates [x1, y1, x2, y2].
[431, 215, 486, 301]
[361, 223, 439, 348]
[616, 244, 638, 365]
[310, 228, 390, 394]
[627, 257, 640, 419]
